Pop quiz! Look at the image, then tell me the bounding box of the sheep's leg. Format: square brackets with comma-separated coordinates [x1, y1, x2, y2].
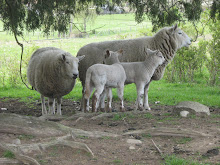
[40, 95, 47, 115]
[106, 88, 112, 113]
[48, 97, 55, 114]
[57, 97, 62, 115]
[135, 83, 145, 111]
[117, 85, 125, 112]
[143, 81, 151, 110]
[84, 86, 94, 113]
[80, 85, 85, 112]
[92, 86, 104, 113]
[99, 88, 107, 112]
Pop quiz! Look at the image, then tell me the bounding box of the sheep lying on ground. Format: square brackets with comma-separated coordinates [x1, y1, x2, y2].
[84, 50, 126, 112]
[27, 47, 85, 116]
[77, 24, 192, 111]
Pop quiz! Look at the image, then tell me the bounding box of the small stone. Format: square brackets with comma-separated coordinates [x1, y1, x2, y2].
[1, 108, 7, 111]
[180, 111, 189, 117]
[129, 146, 135, 150]
[127, 139, 142, 144]
[12, 138, 21, 145]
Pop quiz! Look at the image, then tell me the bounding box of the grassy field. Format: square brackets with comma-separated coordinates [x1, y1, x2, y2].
[0, 13, 219, 108]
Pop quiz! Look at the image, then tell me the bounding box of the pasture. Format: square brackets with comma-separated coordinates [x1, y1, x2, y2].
[0, 13, 219, 165]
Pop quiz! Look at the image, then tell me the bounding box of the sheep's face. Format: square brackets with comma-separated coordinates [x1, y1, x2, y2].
[60, 54, 85, 79]
[103, 49, 123, 65]
[154, 51, 165, 66]
[145, 49, 165, 66]
[169, 24, 192, 49]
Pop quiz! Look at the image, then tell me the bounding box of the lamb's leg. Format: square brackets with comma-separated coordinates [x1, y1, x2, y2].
[143, 81, 151, 110]
[117, 85, 125, 112]
[57, 97, 62, 115]
[48, 97, 55, 114]
[40, 95, 47, 115]
[135, 83, 145, 111]
[84, 86, 94, 113]
[92, 86, 104, 113]
[106, 88, 112, 113]
[99, 88, 107, 112]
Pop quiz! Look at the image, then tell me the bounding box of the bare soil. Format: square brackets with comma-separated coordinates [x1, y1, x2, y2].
[0, 98, 219, 165]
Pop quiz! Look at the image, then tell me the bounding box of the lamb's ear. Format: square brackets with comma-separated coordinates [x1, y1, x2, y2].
[145, 48, 154, 55]
[105, 50, 110, 58]
[77, 55, 85, 61]
[118, 49, 123, 55]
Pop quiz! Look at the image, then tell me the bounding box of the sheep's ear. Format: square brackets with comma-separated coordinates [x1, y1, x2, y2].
[118, 49, 123, 55]
[145, 48, 154, 55]
[170, 24, 178, 34]
[77, 55, 85, 61]
[105, 50, 110, 58]
[61, 54, 66, 61]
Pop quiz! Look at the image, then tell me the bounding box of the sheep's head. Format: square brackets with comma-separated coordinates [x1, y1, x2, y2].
[169, 24, 192, 49]
[145, 48, 165, 66]
[103, 49, 123, 65]
[60, 53, 85, 79]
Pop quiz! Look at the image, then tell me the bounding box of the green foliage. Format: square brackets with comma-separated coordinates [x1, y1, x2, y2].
[0, 45, 39, 87]
[3, 150, 15, 159]
[165, 41, 208, 83]
[206, 15, 220, 86]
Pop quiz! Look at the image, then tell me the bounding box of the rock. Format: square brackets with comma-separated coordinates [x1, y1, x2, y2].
[173, 101, 210, 116]
[203, 148, 219, 157]
[12, 138, 21, 145]
[129, 146, 136, 150]
[1, 108, 7, 111]
[180, 111, 189, 117]
[127, 139, 142, 144]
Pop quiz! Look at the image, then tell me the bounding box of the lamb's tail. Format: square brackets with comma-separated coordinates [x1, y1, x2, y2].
[84, 69, 92, 99]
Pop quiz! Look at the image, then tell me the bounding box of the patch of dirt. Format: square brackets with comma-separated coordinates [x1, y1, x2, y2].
[0, 98, 219, 165]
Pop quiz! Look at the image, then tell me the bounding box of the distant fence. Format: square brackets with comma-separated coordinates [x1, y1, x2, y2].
[21, 25, 148, 41]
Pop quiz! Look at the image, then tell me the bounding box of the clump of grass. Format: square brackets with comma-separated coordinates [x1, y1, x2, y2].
[3, 150, 15, 159]
[144, 113, 154, 119]
[18, 134, 35, 140]
[163, 155, 210, 165]
[174, 137, 192, 144]
[113, 159, 122, 164]
[112, 113, 135, 121]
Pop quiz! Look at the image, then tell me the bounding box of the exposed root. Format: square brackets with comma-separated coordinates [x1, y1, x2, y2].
[151, 139, 163, 158]
[123, 127, 212, 137]
[0, 142, 40, 165]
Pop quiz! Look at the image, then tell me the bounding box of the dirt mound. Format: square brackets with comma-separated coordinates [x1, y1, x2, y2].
[0, 98, 219, 164]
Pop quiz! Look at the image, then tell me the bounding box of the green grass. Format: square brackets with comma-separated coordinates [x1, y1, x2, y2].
[174, 137, 192, 144]
[0, 79, 219, 108]
[3, 150, 15, 159]
[163, 155, 215, 165]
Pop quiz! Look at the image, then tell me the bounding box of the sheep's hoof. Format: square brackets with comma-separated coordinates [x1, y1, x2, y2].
[144, 107, 151, 111]
[100, 108, 105, 112]
[107, 107, 112, 113]
[120, 107, 125, 112]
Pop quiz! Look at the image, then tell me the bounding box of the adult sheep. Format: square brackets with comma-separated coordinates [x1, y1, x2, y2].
[27, 47, 85, 116]
[77, 24, 192, 111]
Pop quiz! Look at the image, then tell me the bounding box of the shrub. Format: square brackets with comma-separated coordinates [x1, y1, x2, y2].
[165, 40, 208, 83]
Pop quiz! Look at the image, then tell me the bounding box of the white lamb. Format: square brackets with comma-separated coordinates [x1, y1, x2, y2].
[84, 50, 126, 113]
[27, 47, 85, 116]
[102, 48, 165, 111]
